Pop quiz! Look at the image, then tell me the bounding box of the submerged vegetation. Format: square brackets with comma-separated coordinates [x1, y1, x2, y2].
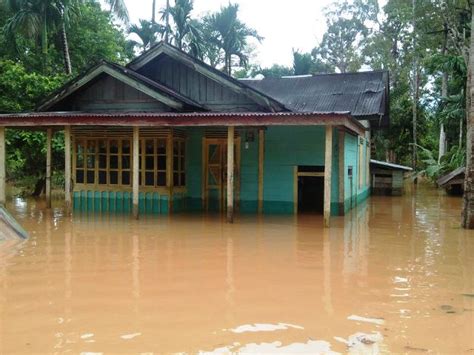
[0, 0, 471, 191]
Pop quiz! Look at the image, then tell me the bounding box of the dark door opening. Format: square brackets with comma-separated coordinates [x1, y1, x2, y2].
[298, 176, 324, 213]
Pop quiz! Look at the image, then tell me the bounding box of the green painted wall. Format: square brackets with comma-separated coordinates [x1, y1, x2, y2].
[240, 130, 259, 213]
[185, 128, 204, 211]
[343, 133, 370, 213]
[72, 126, 369, 217]
[73, 191, 169, 214]
[263, 126, 336, 214]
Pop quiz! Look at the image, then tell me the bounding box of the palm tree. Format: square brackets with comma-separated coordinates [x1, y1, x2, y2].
[162, 0, 200, 52]
[205, 3, 262, 75]
[129, 19, 164, 53]
[103, 0, 129, 23]
[152, 0, 156, 23]
[3, 0, 80, 74]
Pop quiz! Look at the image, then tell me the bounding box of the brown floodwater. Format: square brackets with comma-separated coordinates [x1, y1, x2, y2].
[0, 184, 473, 354]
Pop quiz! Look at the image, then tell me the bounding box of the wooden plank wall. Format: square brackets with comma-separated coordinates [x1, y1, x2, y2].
[64, 75, 171, 112]
[139, 55, 265, 112]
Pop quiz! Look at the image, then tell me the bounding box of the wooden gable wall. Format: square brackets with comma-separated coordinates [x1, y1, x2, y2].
[137, 55, 266, 112]
[49, 74, 172, 112]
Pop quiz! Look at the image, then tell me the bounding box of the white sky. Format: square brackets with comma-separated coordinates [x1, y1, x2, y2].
[123, 0, 385, 68]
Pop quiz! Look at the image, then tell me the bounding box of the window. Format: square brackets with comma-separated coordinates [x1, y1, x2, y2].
[173, 139, 186, 187]
[140, 138, 167, 187]
[74, 136, 185, 189]
[75, 138, 131, 187]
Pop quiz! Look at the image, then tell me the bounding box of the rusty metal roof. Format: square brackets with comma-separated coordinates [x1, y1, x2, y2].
[242, 71, 389, 126]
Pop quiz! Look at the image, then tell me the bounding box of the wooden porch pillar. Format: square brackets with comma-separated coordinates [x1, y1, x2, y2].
[258, 128, 265, 214]
[324, 126, 333, 228]
[338, 129, 345, 216]
[132, 126, 139, 219]
[46, 128, 52, 209]
[64, 125, 72, 215]
[0, 127, 5, 206]
[167, 129, 174, 213]
[227, 126, 235, 223]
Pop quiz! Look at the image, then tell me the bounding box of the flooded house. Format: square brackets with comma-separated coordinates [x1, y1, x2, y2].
[0, 42, 389, 226]
[370, 159, 413, 196]
[437, 166, 465, 195]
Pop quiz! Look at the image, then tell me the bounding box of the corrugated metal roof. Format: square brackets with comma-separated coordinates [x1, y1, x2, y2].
[243, 71, 389, 121]
[370, 159, 413, 171]
[437, 167, 465, 187]
[0, 110, 350, 119]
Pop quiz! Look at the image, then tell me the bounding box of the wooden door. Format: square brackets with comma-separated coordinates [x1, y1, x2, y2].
[203, 138, 240, 212]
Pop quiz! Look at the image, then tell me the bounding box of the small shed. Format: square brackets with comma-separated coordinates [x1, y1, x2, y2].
[437, 167, 465, 195]
[370, 159, 413, 196]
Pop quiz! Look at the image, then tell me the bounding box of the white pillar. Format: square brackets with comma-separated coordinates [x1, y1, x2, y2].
[46, 128, 52, 209]
[0, 127, 5, 206]
[227, 126, 235, 223]
[64, 126, 71, 215]
[133, 126, 139, 219]
[324, 126, 333, 228]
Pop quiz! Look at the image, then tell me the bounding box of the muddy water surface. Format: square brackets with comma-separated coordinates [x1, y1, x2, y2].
[0, 185, 473, 354]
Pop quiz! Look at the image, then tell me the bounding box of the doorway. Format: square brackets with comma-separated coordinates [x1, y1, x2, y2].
[203, 138, 240, 212]
[296, 166, 325, 214]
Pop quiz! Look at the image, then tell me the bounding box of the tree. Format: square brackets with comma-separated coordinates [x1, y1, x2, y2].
[462, 3, 474, 228]
[204, 3, 262, 75]
[313, 0, 378, 73]
[164, 0, 190, 49]
[3, 0, 69, 71]
[129, 19, 164, 52]
[103, 0, 128, 23]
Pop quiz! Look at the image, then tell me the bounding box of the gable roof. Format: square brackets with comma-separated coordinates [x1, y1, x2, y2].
[127, 41, 288, 113]
[242, 71, 389, 126]
[37, 61, 205, 112]
[437, 167, 465, 187]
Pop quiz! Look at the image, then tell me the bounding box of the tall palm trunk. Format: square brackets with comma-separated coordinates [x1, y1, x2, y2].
[61, 20, 72, 75]
[152, 0, 156, 23]
[412, 0, 418, 175]
[164, 0, 170, 43]
[439, 23, 448, 163]
[462, 4, 474, 228]
[41, 12, 48, 73]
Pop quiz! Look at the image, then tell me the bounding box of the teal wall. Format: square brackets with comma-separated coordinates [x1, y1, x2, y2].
[343, 133, 370, 213]
[240, 131, 259, 213]
[73, 191, 170, 214]
[185, 128, 204, 211]
[72, 126, 369, 216]
[263, 126, 340, 214]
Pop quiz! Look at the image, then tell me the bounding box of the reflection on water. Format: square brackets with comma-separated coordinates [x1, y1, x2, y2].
[0, 185, 473, 354]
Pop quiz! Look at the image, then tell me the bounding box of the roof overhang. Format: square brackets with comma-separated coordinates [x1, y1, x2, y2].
[0, 111, 366, 136]
[370, 159, 413, 171]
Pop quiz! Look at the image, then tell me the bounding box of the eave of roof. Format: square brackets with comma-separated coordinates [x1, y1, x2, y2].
[370, 159, 413, 171]
[0, 111, 366, 136]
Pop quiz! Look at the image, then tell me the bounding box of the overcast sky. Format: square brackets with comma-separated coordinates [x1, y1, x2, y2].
[123, 0, 386, 68]
[123, 0, 339, 67]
